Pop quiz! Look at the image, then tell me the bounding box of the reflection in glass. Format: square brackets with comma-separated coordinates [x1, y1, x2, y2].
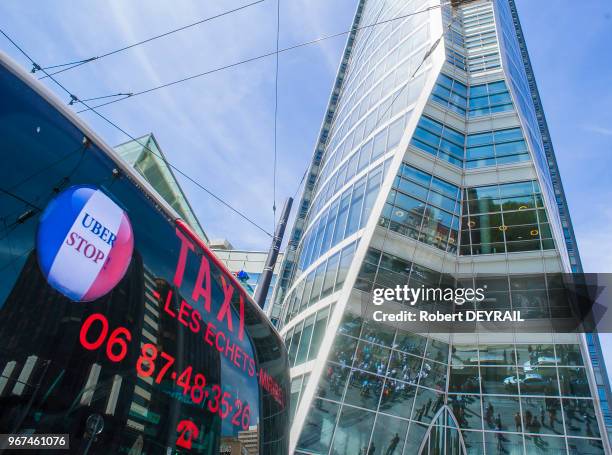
[344, 369, 384, 411]
[484, 431, 523, 455]
[449, 394, 483, 430]
[462, 430, 485, 455]
[524, 434, 566, 453]
[319, 362, 350, 402]
[297, 399, 339, 454]
[354, 341, 392, 375]
[481, 365, 518, 395]
[449, 366, 480, 394]
[411, 387, 444, 424]
[379, 378, 416, 419]
[563, 399, 600, 438]
[559, 367, 590, 397]
[517, 366, 559, 396]
[330, 405, 375, 455]
[520, 397, 563, 436]
[328, 334, 358, 366]
[369, 413, 408, 455]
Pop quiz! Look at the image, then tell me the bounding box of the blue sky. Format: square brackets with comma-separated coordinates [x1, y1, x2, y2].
[0, 0, 611, 270]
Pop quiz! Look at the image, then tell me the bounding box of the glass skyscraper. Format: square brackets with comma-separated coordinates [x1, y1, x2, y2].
[269, 0, 610, 453]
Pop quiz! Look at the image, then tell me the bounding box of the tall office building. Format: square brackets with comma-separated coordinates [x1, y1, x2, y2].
[269, 0, 610, 453]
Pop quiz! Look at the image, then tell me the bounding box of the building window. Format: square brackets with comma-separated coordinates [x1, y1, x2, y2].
[468, 80, 513, 117]
[410, 116, 465, 167]
[379, 163, 460, 253]
[460, 180, 555, 255]
[431, 73, 468, 116]
[465, 127, 530, 168]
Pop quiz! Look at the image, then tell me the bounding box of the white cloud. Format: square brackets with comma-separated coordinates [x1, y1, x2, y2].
[583, 125, 612, 137]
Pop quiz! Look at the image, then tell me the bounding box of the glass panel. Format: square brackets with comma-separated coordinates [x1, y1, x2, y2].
[521, 397, 563, 436]
[449, 365, 480, 393]
[330, 405, 376, 455]
[354, 341, 391, 375]
[321, 253, 340, 298]
[394, 331, 427, 356]
[335, 243, 356, 290]
[379, 378, 416, 419]
[567, 437, 605, 454]
[319, 362, 350, 401]
[346, 179, 366, 235]
[344, 369, 383, 411]
[563, 398, 600, 438]
[485, 432, 523, 455]
[484, 396, 521, 432]
[557, 344, 584, 366]
[297, 398, 340, 454]
[449, 394, 483, 430]
[388, 116, 405, 150]
[411, 387, 444, 424]
[332, 192, 351, 246]
[559, 367, 590, 397]
[462, 430, 485, 455]
[517, 366, 559, 396]
[329, 334, 358, 366]
[289, 321, 304, 365]
[308, 308, 330, 361]
[368, 413, 408, 455]
[296, 315, 315, 365]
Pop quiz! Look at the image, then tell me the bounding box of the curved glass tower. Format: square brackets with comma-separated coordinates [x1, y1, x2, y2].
[269, 0, 610, 453]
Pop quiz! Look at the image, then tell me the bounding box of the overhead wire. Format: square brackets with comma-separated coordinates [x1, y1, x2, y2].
[272, 0, 281, 231]
[0, 28, 274, 238]
[0, 2, 451, 239]
[36, 0, 267, 78]
[73, 4, 447, 113]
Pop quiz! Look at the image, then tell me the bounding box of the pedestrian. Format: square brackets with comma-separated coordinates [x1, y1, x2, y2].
[525, 410, 533, 428]
[385, 433, 400, 455]
[549, 408, 556, 428]
[514, 412, 521, 432]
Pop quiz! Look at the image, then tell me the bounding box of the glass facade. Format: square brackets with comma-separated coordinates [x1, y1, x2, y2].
[379, 163, 461, 253]
[272, 0, 607, 453]
[295, 320, 603, 454]
[460, 180, 555, 255]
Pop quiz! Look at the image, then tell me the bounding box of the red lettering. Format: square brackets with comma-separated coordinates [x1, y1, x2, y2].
[234, 345, 242, 369]
[66, 232, 77, 246]
[217, 276, 234, 332]
[215, 330, 225, 353]
[84, 243, 96, 259]
[93, 250, 105, 264]
[225, 336, 235, 360]
[190, 309, 202, 334]
[173, 227, 195, 287]
[248, 358, 255, 377]
[178, 300, 192, 327]
[192, 256, 212, 312]
[204, 322, 216, 347]
[163, 289, 176, 317]
[75, 236, 87, 252]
